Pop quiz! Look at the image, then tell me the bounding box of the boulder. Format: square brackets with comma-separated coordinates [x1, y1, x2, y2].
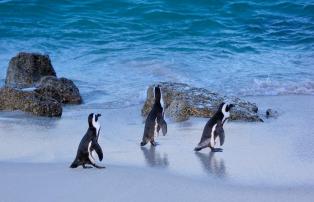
[266, 108, 279, 119]
[5, 52, 56, 88]
[165, 99, 190, 122]
[0, 87, 62, 117]
[0, 52, 82, 117]
[35, 76, 82, 104]
[142, 82, 263, 122]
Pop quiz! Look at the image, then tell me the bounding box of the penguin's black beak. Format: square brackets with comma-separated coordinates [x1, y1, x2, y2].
[96, 114, 101, 118]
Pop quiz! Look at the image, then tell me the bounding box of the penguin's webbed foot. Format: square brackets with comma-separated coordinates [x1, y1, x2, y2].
[211, 148, 223, 152]
[92, 163, 106, 169]
[82, 164, 93, 169]
[194, 147, 202, 152]
[140, 141, 147, 146]
[150, 141, 159, 147]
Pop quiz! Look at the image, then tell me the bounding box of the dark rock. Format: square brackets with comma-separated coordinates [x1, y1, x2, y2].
[0, 87, 62, 117]
[142, 82, 263, 122]
[266, 108, 279, 118]
[35, 76, 82, 104]
[5, 52, 56, 88]
[0, 52, 83, 117]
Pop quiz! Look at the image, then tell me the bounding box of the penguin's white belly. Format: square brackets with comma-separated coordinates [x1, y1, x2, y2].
[154, 119, 159, 137]
[91, 150, 98, 161]
[210, 135, 214, 147]
[198, 138, 211, 148]
[215, 136, 220, 146]
[210, 124, 217, 147]
[88, 141, 96, 164]
[95, 124, 100, 136]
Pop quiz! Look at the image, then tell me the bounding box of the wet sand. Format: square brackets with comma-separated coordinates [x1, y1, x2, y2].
[0, 95, 314, 201]
[0, 162, 313, 202]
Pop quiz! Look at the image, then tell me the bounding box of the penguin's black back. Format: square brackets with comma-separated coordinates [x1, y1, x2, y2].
[75, 127, 97, 158]
[146, 102, 162, 123]
[199, 107, 224, 143]
[143, 102, 162, 136]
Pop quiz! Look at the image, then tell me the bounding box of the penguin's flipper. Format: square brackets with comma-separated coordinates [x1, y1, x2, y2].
[219, 130, 225, 146]
[92, 141, 103, 161]
[157, 124, 161, 134]
[157, 113, 167, 136]
[215, 121, 225, 146]
[161, 119, 167, 136]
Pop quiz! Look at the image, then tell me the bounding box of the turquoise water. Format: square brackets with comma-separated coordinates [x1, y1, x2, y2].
[0, 0, 314, 107]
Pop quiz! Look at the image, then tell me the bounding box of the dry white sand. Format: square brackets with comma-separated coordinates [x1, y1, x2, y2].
[0, 95, 313, 201]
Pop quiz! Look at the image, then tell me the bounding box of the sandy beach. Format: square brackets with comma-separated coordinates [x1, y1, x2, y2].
[0, 95, 314, 201]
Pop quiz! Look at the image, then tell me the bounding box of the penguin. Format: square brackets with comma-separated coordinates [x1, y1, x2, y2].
[70, 113, 105, 169]
[194, 102, 234, 152]
[141, 85, 167, 146]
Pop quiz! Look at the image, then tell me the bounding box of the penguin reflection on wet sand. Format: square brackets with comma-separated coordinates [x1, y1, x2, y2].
[141, 146, 169, 168]
[194, 103, 234, 152]
[141, 85, 167, 146]
[195, 152, 227, 178]
[70, 113, 105, 169]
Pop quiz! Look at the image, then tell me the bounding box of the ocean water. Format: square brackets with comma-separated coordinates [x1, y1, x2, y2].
[0, 0, 314, 107]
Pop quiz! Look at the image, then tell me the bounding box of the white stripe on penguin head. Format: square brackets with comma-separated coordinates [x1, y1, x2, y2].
[160, 87, 164, 110]
[153, 86, 155, 99]
[92, 114, 101, 137]
[221, 103, 230, 124]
